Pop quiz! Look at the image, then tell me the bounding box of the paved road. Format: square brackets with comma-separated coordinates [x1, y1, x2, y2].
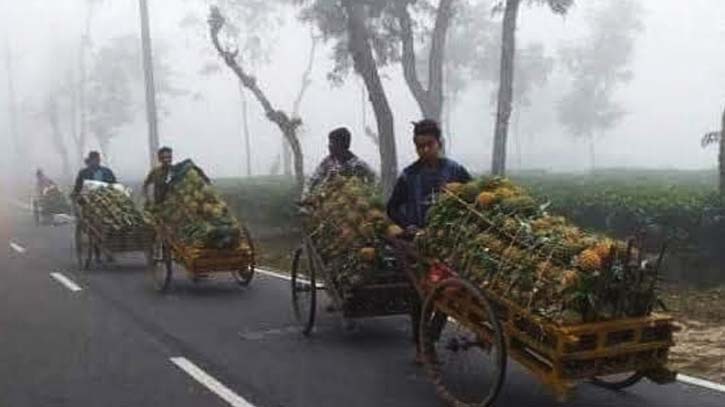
[2, 201, 724, 407]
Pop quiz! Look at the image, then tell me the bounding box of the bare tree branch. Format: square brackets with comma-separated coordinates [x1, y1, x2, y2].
[209, 6, 305, 194]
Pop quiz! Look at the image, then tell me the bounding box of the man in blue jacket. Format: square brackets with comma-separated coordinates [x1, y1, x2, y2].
[71, 151, 118, 199]
[387, 119, 472, 235]
[387, 119, 472, 363]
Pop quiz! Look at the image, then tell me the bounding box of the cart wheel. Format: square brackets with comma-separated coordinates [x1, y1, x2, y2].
[232, 226, 255, 286]
[33, 200, 40, 226]
[420, 278, 507, 407]
[591, 372, 645, 390]
[75, 224, 93, 271]
[291, 245, 317, 336]
[151, 244, 173, 292]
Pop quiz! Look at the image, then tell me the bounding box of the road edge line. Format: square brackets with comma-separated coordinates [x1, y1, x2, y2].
[677, 374, 725, 393]
[170, 357, 255, 407]
[50, 272, 82, 292]
[256, 267, 324, 288]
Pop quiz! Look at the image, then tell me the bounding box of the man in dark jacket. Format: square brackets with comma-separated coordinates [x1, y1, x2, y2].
[307, 127, 376, 193]
[387, 119, 472, 235]
[387, 119, 472, 364]
[143, 147, 211, 204]
[71, 151, 117, 198]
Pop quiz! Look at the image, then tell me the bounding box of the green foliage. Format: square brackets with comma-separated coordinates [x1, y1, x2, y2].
[87, 35, 183, 150]
[557, 0, 643, 139]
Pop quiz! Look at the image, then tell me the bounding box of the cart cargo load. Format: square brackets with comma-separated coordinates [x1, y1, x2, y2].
[300, 176, 404, 291]
[416, 176, 665, 325]
[147, 159, 246, 251]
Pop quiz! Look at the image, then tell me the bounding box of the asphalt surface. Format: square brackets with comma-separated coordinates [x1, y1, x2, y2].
[2, 200, 725, 407]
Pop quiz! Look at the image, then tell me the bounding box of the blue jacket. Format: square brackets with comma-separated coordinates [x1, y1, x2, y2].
[387, 158, 471, 228]
[72, 166, 117, 197]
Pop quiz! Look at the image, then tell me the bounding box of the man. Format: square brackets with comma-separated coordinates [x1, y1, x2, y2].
[307, 127, 376, 192]
[35, 169, 56, 196]
[387, 119, 472, 235]
[143, 147, 210, 204]
[386, 119, 471, 363]
[71, 151, 117, 199]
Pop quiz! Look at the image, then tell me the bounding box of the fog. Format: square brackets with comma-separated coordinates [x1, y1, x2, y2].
[2, 0, 725, 186]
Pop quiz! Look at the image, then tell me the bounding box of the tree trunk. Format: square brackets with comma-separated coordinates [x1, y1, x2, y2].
[209, 7, 305, 196]
[4, 39, 24, 170]
[589, 133, 597, 172]
[77, 3, 95, 168]
[397, 0, 453, 123]
[719, 106, 725, 198]
[344, 0, 398, 197]
[139, 0, 160, 168]
[491, 0, 521, 176]
[47, 96, 72, 181]
[239, 84, 252, 177]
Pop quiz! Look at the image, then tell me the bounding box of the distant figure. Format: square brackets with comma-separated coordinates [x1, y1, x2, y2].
[35, 169, 56, 196]
[71, 151, 117, 199]
[387, 119, 472, 235]
[307, 127, 376, 192]
[143, 146, 210, 204]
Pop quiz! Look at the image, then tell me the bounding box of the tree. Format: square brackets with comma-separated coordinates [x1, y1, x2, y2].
[394, 0, 454, 125]
[183, 0, 313, 179]
[557, 0, 642, 169]
[491, 0, 573, 176]
[86, 35, 181, 160]
[44, 94, 72, 181]
[300, 0, 400, 196]
[701, 106, 725, 197]
[209, 6, 306, 195]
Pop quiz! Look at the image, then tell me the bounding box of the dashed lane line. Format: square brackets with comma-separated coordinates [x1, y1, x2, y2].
[50, 272, 83, 292]
[9, 241, 26, 254]
[170, 357, 255, 407]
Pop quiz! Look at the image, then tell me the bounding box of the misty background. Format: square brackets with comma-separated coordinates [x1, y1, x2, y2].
[1, 0, 724, 185]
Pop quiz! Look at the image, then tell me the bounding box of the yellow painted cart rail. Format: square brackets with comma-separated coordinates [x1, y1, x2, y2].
[150, 221, 255, 292]
[392, 238, 677, 407]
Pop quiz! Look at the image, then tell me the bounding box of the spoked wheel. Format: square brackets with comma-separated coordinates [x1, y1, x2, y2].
[591, 372, 645, 390]
[420, 278, 507, 407]
[150, 243, 173, 292]
[291, 244, 317, 336]
[232, 226, 255, 287]
[33, 200, 40, 226]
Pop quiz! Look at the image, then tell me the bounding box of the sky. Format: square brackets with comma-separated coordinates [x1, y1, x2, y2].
[1, 0, 725, 185]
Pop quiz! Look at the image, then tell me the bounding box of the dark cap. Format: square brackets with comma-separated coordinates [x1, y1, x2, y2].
[87, 151, 101, 160]
[412, 119, 441, 140]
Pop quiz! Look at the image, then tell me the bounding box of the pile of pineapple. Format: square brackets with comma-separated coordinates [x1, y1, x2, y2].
[301, 176, 403, 291]
[417, 177, 661, 325]
[148, 160, 244, 251]
[40, 186, 71, 215]
[82, 186, 147, 232]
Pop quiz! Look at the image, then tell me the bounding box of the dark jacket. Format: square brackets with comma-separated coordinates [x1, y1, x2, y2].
[72, 166, 117, 197]
[387, 158, 472, 228]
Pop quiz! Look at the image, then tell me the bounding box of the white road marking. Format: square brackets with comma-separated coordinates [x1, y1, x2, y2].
[256, 268, 292, 281]
[677, 374, 725, 393]
[170, 357, 255, 407]
[9, 241, 26, 254]
[50, 272, 82, 292]
[256, 268, 324, 289]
